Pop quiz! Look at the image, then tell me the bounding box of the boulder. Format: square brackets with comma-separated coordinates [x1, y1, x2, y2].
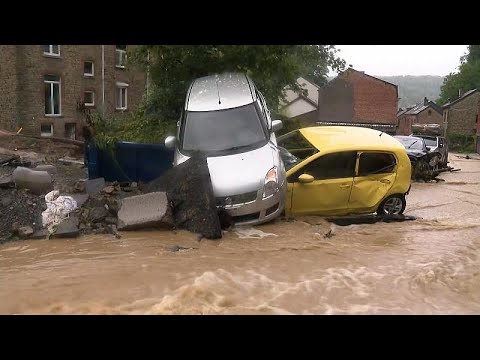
[12, 166, 53, 195]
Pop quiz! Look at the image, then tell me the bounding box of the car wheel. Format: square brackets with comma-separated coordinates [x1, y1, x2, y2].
[377, 195, 406, 215]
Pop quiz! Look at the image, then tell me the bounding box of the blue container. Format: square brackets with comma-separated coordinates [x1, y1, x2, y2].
[87, 141, 174, 183]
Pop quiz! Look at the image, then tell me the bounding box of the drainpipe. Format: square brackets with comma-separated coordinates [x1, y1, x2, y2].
[102, 45, 105, 116]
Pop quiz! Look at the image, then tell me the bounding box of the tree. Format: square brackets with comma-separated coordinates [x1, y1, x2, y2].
[129, 45, 345, 123]
[437, 45, 480, 105]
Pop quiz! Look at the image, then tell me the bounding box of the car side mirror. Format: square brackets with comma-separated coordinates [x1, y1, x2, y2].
[298, 174, 314, 183]
[272, 120, 283, 132]
[165, 135, 177, 149]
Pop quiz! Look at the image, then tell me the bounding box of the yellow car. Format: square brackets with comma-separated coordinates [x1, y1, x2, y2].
[278, 126, 412, 217]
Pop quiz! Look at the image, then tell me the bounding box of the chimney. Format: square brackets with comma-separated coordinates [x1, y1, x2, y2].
[423, 97, 428, 106]
[458, 88, 464, 97]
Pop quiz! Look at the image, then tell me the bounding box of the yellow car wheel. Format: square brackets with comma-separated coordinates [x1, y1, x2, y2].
[377, 194, 406, 215]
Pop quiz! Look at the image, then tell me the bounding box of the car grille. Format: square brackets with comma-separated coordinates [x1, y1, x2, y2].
[216, 191, 258, 207]
[233, 212, 260, 223]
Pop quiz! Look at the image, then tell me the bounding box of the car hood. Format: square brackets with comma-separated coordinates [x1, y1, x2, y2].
[406, 149, 428, 158]
[175, 143, 279, 197]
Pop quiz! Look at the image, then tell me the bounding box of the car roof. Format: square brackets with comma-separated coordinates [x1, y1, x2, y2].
[186, 72, 257, 112]
[299, 126, 406, 153]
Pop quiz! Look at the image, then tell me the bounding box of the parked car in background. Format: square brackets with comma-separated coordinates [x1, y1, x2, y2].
[278, 126, 412, 216]
[412, 134, 449, 168]
[394, 135, 442, 177]
[164, 72, 286, 226]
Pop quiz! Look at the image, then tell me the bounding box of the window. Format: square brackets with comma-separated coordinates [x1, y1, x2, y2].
[290, 151, 357, 182]
[84, 61, 94, 77]
[116, 83, 128, 110]
[84, 91, 95, 106]
[44, 75, 61, 116]
[43, 45, 60, 56]
[41, 124, 53, 137]
[358, 152, 396, 176]
[116, 45, 127, 68]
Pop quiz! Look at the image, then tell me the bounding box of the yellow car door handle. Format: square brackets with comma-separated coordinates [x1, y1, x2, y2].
[380, 179, 391, 184]
[339, 184, 351, 189]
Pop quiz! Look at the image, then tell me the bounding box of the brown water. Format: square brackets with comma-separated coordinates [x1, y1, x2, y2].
[2, 156, 480, 315]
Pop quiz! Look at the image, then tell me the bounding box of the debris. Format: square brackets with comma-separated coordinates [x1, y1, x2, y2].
[33, 164, 57, 175]
[74, 180, 86, 193]
[0, 155, 18, 166]
[234, 226, 278, 239]
[18, 226, 34, 238]
[168, 245, 197, 252]
[50, 216, 80, 238]
[103, 185, 115, 194]
[146, 153, 223, 239]
[85, 177, 106, 195]
[117, 192, 173, 231]
[0, 175, 14, 189]
[324, 224, 336, 238]
[41, 190, 78, 233]
[12, 166, 53, 195]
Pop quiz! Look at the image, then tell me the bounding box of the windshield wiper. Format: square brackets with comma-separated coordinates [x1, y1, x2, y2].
[408, 140, 418, 149]
[221, 144, 253, 152]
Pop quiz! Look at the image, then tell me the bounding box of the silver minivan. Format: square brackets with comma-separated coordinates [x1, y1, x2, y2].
[165, 72, 286, 225]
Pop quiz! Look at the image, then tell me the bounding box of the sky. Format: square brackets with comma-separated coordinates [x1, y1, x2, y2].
[330, 45, 469, 77]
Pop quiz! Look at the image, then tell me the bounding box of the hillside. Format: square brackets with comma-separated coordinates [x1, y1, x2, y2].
[377, 75, 444, 109]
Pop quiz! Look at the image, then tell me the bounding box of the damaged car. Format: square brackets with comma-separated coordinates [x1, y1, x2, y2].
[278, 126, 412, 216]
[393, 135, 442, 178]
[164, 72, 286, 226]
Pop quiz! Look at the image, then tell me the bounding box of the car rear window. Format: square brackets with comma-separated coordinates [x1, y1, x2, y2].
[422, 138, 437, 147]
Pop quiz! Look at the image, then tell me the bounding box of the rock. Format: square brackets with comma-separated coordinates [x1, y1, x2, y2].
[106, 198, 120, 215]
[131, 182, 137, 188]
[1, 196, 13, 207]
[18, 226, 34, 238]
[12, 167, 53, 195]
[33, 164, 57, 175]
[31, 229, 48, 240]
[89, 207, 108, 223]
[117, 192, 173, 231]
[0, 175, 14, 189]
[71, 194, 89, 207]
[103, 185, 115, 194]
[11, 222, 20, 233]
[27, 200, 33, 206]
[85, 177, 106, 195]
[146, 153, 222, 239]
[51, 217, 80, 238]
[74, 180, 86, 193]
[105, 217, 117, 225]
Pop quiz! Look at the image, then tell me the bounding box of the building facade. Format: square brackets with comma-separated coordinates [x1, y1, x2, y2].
[442, 89, 479, 137]
[316, 68, 399, 134]
[0, 45, 146, 139]
[397, 97, 443, 135]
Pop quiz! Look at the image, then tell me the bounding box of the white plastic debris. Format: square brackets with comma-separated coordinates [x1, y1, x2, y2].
[233, 226, 278, 239]
[41, 190, 78, 232]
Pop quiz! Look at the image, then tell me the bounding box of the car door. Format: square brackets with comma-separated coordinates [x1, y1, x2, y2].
[348, 151, 397, 213]
[288, 151, 357, 216]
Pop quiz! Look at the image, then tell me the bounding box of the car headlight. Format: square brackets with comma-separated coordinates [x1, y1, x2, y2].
[263, 166, 279, 198]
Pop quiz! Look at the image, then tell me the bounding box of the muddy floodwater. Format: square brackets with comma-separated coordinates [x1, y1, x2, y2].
[1, 155, 480, 314]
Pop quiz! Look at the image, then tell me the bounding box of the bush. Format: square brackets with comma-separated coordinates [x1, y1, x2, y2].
[89, 104, 176, 152]
[447, 133, 476, 153]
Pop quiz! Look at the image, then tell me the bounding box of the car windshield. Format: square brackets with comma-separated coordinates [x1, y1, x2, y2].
[396, 137, 424, 150]
[181, 103, 268, 154]
[277, 130, 318, 170]
[422, 138, 437, 147]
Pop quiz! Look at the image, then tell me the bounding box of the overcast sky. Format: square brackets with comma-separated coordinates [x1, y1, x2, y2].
[330, 45, 468, 77]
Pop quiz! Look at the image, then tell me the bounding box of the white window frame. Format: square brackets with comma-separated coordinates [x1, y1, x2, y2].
[40, 124, 53, 137]
[84, 91, 95, 107]
[43, 45, 60, 57]
[116, 82, 128, 110]
[44, 76, 62, 116]
[115, 47, 127, 68]
[84, 61, 94, 77]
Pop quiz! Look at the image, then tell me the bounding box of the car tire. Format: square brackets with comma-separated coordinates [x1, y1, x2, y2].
[376, 194, 406, 215]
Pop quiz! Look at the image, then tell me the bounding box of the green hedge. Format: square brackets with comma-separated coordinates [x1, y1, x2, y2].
[447, 133, 476, 153]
